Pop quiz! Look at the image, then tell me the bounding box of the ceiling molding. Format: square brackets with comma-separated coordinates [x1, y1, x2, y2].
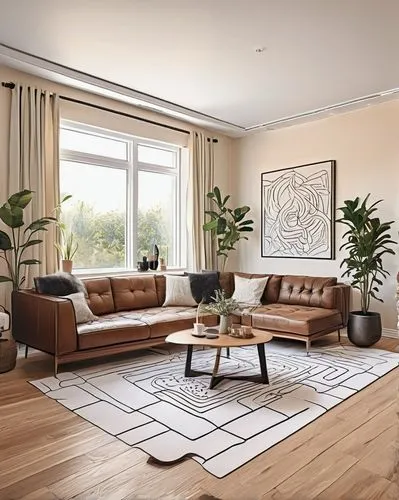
[0, 43, 246, 137]
[1, 43, 398, 138]
[247, 89, 399, 131]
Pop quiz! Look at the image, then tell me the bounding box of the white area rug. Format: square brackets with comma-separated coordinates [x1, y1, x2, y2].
[31, 342, 399, 478]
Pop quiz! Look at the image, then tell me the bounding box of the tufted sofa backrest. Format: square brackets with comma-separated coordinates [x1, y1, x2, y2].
[110, 276, 159, 312]
[83, 272, 339, 316]
[278, 275, 337, 308]
[84, 278, 115, 315]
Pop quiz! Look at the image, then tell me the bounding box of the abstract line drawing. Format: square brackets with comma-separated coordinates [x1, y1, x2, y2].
[261, 160, 336, 259]
[30, 342, 399, 478]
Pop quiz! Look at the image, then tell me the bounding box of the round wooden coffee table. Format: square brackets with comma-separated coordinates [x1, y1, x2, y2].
[166, 328, 273, 389]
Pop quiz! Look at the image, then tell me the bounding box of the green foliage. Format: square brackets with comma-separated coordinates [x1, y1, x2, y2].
[137, 207, 170, 261]
[337, 194, 396, 314]
[60, 202, 171, 269]
[0, 190, 55, 290]
[203, 186, 254, 270]
[202, 289, 240, 316]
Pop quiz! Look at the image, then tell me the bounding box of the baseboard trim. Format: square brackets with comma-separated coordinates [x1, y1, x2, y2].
[382, 328, 399, 339]
[339, 328, 398, 339]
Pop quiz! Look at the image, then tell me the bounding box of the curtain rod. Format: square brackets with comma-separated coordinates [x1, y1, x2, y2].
[1, 81, 218, 143]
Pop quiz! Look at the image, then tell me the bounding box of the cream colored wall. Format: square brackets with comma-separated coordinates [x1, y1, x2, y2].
[233, 100, 399, 330]
[0, 64, 233, 307]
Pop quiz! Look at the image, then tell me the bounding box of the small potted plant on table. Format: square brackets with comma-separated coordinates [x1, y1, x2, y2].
[202, 289, 240, 334]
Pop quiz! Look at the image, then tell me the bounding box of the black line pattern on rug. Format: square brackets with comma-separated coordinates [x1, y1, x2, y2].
[29, 344, 399, 478]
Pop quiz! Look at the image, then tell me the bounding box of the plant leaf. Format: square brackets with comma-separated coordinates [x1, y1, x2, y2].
[0, 204, 24, 228]
[20, 259, 41, 265]
[203, 219, 218, 231]
[8, 189, 33, 208]
[21, 239, 43, 249]
[0, 230, 12, 251]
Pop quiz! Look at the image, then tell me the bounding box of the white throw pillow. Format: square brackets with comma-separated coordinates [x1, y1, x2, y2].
[65, 292, 98, 324]
[162, 275, 197, 307]
[232, 275, 269, 306]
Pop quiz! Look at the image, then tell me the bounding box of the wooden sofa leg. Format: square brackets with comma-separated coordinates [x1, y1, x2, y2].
[24, 345, 29, 358]
[338, 329, 341, 343]
[306, 339, 311, 356]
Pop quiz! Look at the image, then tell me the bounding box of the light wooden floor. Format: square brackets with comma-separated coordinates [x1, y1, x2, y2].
[0, 334, 398, 500]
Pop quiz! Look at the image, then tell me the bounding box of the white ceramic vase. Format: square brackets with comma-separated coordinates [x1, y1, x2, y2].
[219, 315, 229, 334]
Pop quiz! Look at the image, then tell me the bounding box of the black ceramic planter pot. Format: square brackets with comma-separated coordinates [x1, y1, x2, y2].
[347, 311, 382, 347]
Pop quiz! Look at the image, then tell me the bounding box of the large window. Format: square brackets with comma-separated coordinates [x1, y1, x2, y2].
[60, 121, 183, 272]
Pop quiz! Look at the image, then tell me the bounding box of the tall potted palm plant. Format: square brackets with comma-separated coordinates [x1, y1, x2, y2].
[337, 195, 396, 346]
[0, 189, 55, 372]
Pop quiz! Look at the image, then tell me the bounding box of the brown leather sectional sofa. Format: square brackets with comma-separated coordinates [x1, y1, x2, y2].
[12, 272, 350, 373]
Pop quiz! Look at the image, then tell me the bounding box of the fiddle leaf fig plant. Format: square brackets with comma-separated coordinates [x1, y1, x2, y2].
[337, 194, 396, 314]
[203, 186, 254, 270]
[0, 189, 56, 290]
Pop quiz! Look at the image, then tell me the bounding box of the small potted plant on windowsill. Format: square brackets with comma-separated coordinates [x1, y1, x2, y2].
[56, 231, 78, 273]
[54, 195, 78, 273]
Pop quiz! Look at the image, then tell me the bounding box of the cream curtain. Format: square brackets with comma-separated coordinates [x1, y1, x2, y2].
[8, 84, 60, 288]
[188, 131, 217, 271]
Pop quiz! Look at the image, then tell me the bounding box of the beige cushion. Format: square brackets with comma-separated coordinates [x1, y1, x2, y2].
[162, 275, 197, 307]
[232, 275, 269, 306]
[65, 292, 98, 324]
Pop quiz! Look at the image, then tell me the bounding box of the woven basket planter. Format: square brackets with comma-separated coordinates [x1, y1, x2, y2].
[0, 338, 17, 373]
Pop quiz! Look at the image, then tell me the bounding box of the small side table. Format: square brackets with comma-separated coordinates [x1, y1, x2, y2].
[0, 307, 10, 333]
[0, 307, 17, 373]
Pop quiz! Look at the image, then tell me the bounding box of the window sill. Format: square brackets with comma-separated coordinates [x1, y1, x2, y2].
[73, 267, 187, 279]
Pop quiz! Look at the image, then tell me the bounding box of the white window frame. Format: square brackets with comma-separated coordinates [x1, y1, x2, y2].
[59, 120, 185, 274]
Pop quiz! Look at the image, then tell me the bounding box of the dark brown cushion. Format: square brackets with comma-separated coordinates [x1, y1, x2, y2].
[218, 272, 235, 297]
[278, 276, 337, 308]
[110, 276, 159, 312]
[83, 278, 115, 315]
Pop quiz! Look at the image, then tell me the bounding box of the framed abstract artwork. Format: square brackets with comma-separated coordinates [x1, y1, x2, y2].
[261, 160, 336, 259]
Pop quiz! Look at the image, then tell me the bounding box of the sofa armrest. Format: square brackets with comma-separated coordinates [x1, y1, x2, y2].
[12, 290, 78, 355]
[325, 284, 351, 326]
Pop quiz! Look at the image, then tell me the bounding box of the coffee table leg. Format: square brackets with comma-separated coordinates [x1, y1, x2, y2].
[185, 344, 193, 377]
[257, 343, 269, 384]
[210, 348, 222, 389]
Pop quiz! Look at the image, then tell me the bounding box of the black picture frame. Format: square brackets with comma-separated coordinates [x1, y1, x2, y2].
[261, 160, 336, 260]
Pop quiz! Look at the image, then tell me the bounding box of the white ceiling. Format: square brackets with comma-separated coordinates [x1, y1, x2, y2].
[0, 0, 398, 135]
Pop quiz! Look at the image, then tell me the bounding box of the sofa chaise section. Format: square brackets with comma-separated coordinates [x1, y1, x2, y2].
[249, 275, 350, 352]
